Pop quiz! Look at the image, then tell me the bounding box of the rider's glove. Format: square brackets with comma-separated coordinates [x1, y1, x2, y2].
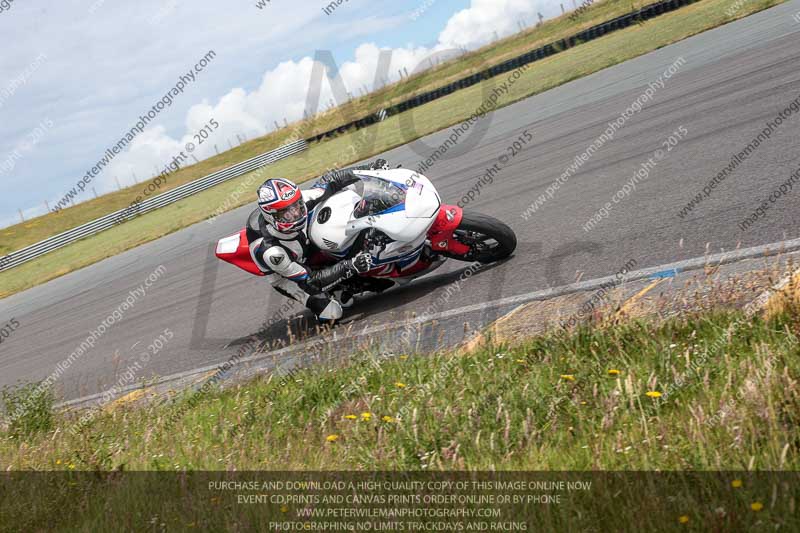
[323, 169, 360, 193]
[371, 158, 389, 170]
[348, 252, 373, 274]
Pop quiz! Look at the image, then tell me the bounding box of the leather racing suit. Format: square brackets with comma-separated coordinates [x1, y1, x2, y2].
[246, 166, 376, 321]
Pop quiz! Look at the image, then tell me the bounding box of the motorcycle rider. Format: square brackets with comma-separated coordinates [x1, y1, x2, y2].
[247, 160, 388, 321]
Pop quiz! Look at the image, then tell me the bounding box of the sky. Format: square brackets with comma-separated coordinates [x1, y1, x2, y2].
[0, 0, 564, 228]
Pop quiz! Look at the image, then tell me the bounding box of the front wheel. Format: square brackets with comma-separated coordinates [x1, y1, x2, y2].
[450, 212, 517, 263]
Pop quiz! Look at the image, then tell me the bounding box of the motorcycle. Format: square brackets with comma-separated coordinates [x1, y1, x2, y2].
[215, 168, 516, 306]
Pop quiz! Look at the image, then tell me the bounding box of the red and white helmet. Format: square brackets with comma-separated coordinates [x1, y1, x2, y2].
[257, 178, 307, 233]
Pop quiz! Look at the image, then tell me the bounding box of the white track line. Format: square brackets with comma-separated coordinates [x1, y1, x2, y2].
[58, 237, 800, 409]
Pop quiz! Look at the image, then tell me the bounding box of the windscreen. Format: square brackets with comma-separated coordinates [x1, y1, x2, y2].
[352, 176, 407, 218]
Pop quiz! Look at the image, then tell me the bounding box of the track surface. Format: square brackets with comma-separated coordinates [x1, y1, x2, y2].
[2, 3, 800, 401]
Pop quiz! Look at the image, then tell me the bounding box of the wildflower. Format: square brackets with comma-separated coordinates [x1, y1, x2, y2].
[395, 382, 407, 389]
[281, 505, 289, 513]
[326, 434, 339, 442]
[56, 459, 61, 465]
[645, 391, 662, 398]
[731, 479, 742, 488]
[750, 502, 763, 512]
[343, 415, 357, 420]
[399, 355, 408, 360]
[678, 515, 689, 524]
[68, 463, 76, 470]
[516, 359, 526, 363]
[361, 412, 372, 421]
[382, 416, 395, 423]
[560, 374, 576, 381]
[607, 369, 621, 376]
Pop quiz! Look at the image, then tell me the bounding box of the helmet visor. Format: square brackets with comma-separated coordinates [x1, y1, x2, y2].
[274, 198, 306, 226]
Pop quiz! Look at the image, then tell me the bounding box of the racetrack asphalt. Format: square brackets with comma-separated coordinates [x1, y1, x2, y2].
[2, 1, 799, 402]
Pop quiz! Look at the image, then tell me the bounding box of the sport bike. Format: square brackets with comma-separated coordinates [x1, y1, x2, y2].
[215, 168, 516, 302]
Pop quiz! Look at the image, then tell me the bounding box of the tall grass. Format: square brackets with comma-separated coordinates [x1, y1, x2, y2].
[3, 307, 798, 471]
[0, 382, 54, 439]
[2, 306, 799, 530]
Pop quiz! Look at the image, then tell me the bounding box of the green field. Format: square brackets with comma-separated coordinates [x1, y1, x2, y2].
[0, 0, 784, 299]
[2, 293, 799, 529]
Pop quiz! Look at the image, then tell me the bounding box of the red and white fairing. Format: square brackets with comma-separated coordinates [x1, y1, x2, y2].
[307, 169, 464, 276]
[215, 230, 265, 276]
[215, 168, 468, 278]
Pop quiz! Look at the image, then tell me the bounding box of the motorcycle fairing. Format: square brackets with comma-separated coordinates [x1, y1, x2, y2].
[308, 169, 442, 268]
[215, 229, 266, 276]
[428, 205, 471, 256]
[218, 169, 475, 281]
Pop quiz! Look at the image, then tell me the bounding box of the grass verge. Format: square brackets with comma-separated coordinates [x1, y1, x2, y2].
[3, 303, 799, 470]
[0, 0, 785, 299]
[1, 299, 799, 529]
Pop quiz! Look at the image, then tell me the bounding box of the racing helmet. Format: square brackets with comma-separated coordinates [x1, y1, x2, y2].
[257, 178, 307, 233]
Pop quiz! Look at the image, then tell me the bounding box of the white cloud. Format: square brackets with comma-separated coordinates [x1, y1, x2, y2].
[439, 0, 548, 49]
[103, 0, 563, 189]
[0, 0, 575, 227]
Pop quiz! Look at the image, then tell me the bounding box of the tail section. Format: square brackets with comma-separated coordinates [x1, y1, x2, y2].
[215, 230, 265, 276]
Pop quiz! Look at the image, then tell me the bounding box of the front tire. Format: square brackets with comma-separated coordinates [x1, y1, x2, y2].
[452, 212, 517, 263]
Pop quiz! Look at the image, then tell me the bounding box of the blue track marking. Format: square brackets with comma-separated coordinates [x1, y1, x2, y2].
[649, 268, 681, 279]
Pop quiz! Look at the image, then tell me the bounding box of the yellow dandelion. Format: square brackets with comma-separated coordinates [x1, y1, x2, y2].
[645, 391, 662, 398]
[395, 382, 407, 388]
[382, 416, 395, 423]
[361, 412, 372, 421]
[343, 415, 357, 420]
[281, 505, 289, 513]
[516, 359, 526, 363]
[750, 502, 763, 512]
[399, 355, 408, 360]
[56, 459, 62, 465]
[560, 374, 576, 381]
[731, 479, 742, 488]
[580, 401, 587, 405]
[68, 463, 76, 470]
[326, 434, 339, 442]
[678, 515, 689, 524]
[607, 369, 621, 376]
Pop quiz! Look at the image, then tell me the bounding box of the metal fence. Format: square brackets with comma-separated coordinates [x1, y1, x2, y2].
[307, 0, 700, 143]
[0, 0, 698, 274]
[0, 139, 308, 273]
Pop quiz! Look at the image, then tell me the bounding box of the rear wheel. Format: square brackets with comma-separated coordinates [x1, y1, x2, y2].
[450, 212, 517, 263]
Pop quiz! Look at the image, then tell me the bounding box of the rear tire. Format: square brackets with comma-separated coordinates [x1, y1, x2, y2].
[453, 212, 517, 263]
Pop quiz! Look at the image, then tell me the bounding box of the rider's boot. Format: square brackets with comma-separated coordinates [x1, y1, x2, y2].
[307, 294, 343, 322]
[332, 289, 355, 308]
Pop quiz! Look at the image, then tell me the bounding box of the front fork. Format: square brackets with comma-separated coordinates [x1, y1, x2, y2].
[427, 204, 471, 257]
